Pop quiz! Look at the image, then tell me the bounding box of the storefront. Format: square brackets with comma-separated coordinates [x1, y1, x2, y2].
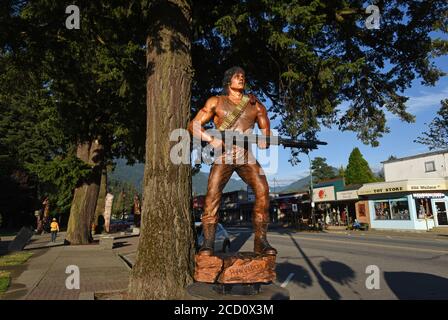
[312, 178, 360, 226]
[336, 186, 362, 225]
[271, 192, 310, 226]
[358, 179, 448, 230]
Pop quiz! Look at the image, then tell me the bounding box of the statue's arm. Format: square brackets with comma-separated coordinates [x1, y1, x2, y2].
[256, 100, 271, 137]
[255, 100, 272, 149]
[187, 96, 218, 142]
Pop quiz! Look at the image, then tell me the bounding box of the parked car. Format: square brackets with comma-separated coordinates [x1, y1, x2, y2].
[196, 222, 231, 253]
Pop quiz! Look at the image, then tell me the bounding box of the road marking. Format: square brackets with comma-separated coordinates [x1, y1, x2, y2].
[270, 234, 448, 255]
[281, 273, 294, 288]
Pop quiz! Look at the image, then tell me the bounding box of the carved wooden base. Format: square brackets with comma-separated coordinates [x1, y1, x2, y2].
[194, 252, 276, 284]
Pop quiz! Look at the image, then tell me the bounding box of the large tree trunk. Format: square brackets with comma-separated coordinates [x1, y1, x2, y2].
[128, 0, 194, 299]
[65, 140, 104, 245]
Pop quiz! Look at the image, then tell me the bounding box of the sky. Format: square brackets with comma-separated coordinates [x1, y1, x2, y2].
[199, 54, 448, 188]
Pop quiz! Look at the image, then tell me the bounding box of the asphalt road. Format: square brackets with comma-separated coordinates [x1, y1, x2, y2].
[226, 227, 448, 300]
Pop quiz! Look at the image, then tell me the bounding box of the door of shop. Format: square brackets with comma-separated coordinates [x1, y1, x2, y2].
[435, 201, 448, 226]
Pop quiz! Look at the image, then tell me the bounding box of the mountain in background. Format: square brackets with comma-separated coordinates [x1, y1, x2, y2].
[109, 159, 247, 195]
[109, 160, 383, 195]
[276, 176, 311, 193]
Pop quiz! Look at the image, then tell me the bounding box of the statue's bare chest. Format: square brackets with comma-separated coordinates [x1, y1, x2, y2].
[213, 96, 258, 131]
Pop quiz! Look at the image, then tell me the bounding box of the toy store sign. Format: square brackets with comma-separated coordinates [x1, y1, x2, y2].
[313, 186, 336, 202]
[359, 182, 446, 195]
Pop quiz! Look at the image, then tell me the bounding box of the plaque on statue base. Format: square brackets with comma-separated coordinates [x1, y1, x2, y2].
[194, 252, 276, 284]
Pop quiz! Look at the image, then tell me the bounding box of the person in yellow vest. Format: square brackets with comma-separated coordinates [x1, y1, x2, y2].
[50, 218, 59, 242]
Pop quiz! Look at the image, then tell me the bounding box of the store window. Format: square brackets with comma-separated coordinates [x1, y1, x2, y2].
[374, 201, 391, 220]
[414, 198, 434, 219]
[374, 198, 411, 220]
[425, 161, 436, 172]
[390, 199, 411, 220]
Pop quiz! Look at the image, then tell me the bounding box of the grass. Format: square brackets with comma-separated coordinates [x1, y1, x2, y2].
[0, 252, 33, 267]
[0, 271, 10, 293]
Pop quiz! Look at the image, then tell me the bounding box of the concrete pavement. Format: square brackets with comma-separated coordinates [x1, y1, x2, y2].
[1, 233, 132, 300]
[2, 227, 447, 300]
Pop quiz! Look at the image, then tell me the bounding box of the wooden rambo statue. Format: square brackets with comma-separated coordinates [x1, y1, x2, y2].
[188, 66, 277, 256]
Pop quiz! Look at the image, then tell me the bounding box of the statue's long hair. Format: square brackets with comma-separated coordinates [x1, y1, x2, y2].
[222, 66, 245, 95]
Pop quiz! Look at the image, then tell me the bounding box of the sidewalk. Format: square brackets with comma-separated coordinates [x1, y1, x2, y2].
[1, 235, 131, 300]
[323, 228, 448, 240]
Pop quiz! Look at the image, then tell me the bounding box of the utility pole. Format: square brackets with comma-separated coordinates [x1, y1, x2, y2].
[273, 178, 277, 194]
[306, 152, 316, 228]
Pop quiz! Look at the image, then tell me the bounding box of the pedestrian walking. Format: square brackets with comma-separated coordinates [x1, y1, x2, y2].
[50, 218, 59, 242]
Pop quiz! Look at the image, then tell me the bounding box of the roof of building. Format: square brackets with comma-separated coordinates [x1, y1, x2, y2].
[381, 149, 448, 164]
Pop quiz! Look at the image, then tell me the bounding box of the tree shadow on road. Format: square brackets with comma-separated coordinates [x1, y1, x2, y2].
[276, 261, 313, 288]
[319, 260, 356, 286]
[287, 233, 342, 300]
[385, 272, 448, 299]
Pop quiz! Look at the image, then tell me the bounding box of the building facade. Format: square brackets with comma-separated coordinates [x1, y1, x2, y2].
[358, 178, 448, 230]
[383, 149, 448, 181]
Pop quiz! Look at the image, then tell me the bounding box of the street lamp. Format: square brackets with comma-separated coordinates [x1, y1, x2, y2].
[305, 151, 316, 228]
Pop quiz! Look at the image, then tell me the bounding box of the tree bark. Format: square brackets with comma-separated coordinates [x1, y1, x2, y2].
[128, 0, 194, 299]
[65, 140, 104, 245]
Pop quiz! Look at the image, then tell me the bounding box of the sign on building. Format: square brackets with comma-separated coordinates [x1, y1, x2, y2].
[313, 186, 336, 202]
[336, 190, 359, 201]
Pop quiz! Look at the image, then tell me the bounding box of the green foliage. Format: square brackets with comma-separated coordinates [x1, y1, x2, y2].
[1, 1, 148, 224]
[26, 154, 92, 214]
[415, 99, 448, 150]
[338, 166, 345, 178]
[0, 49, 73, 222]
[345, 148, 377, 185]
[311, 157, 336, 182]
[192, 0, 447, 150]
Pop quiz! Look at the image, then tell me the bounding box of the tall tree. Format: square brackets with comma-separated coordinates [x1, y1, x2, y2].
[191, 0, 447, 149]
[338, 166, 345, 179]
[311, 157, 336, 182]
[0, 48, 89, 227]
[6, 1, 147, 243]
[415, 99, 448, 150]
[345, 147, 376, 184]
[128, 0, 195, 299]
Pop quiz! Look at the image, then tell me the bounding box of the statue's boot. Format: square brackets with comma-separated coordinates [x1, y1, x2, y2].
[198, 223, 216, 256]
[254, 222, 277, 255]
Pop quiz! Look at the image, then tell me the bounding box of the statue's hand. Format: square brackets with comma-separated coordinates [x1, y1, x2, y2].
[257, 136, 269, 149]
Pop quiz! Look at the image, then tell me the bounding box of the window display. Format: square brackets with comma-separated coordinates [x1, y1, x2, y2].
[414, 198, 434, 219]
[374, 198, 410, 220]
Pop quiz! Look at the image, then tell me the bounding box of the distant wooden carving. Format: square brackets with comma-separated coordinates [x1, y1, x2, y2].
[194, 252, 276, 284]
